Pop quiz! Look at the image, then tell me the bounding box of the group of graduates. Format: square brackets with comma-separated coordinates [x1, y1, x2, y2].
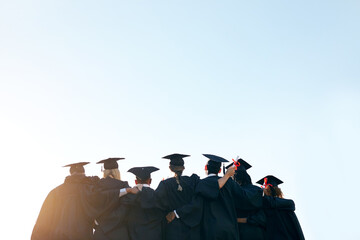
[31, 153, 305, 240]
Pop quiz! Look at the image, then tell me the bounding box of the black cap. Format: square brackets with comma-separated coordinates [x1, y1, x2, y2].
[97, 158, 125, 170]
[256, 175, 283, 187]
[63, 162, 89, 174]
[163, 153, 190, 166]
[225, 158, 252, 170]
[128, 166, 159, 180]
[203, 154, 228, 169]
[203, 154, 229, 163]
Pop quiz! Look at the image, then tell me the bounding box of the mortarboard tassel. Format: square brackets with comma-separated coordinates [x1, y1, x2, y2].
[262, 177, 273, 188]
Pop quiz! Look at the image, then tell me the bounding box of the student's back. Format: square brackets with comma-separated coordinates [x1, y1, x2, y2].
[127, 166, 164, 240]
[31, 162, 107, 240]
[155, 153, 200, 240]
[196, 154, 263, 240]
[93, 158, 135, 240]
[156, 174, 200, 240]
[197, 175, 239, 240]
[257, 175, 305, 240]
[93, 176, 132, 240]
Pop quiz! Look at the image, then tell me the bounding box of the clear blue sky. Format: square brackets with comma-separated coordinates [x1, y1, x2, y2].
[1, 1, 359, 239]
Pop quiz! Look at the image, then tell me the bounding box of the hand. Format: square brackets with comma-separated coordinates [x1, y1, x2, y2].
[225, 166, 236, 178]
[166, 211, 176, 223]
[237, 217, 247, 223]
[127, 187, 139, 194]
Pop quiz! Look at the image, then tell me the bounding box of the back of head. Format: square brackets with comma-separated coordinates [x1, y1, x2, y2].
[234, 168, 252, 186]
[103, 168, 121, 180]
[70, 167, 85, 175]
[264, 185, 283, 198]
[257, 175, 284, 198]
[203, 154, 228, 175]
[127, 166, 159, 186]
[163, 154, 190, 192]
[169, 164, 184, 176]
[207, 162, 221, 175]
[136, 177, 151, 185]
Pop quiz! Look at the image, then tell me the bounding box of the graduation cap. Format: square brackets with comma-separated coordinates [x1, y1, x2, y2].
[96, 158, 125, 170]
[203, 154, 228, 168]
[256, 175, 283, 187]
[128, 166, 159, 180]
[63, 162, 89, 174]
[203, 154, 229, 163]
[162, 153, 190, 166]
[225, 158, 252, 170]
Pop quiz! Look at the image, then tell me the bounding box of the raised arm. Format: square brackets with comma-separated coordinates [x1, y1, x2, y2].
[218, 165, 236, 188]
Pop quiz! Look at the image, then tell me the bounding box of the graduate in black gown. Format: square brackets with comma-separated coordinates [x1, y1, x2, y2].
[256, 175, 305, 240]
[93, 158, 139, 240]
[127, 166, 164, 240]
[154, 153, 200, 240]
[195, 154, 263, 240]
[31, 162, 123, 240]
[226, 158, 266, 240]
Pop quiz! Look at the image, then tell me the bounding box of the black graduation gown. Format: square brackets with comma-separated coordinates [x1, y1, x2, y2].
[31, 175, 120, 240]
[93, 177, 132, 240]
[263, 196, 305, 240]
[196, 176, 263, 240]
[154, 174, 200, 240]
[127, 186, 164, 240]
[236, 185, 266, 240]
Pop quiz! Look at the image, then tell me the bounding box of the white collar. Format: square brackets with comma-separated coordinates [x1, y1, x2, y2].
[206, 173, 218, 178]
[142, 184, 150, 188]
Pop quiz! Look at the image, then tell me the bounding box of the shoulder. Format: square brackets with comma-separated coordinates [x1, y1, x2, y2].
[142, 186, 155, 193]
[177, 174, 200, 182]
[197, 176, 219, 188]
[243, 184, 263, 191]
[264, 196, 295, 210]
[156, 178, 176, 190]
[82, 176, 100, 185]
[47, 185, 62, 196]
[252, 184, 262, 190]
[161, 177, 176, 185]
[190, 173, 200, 181]
[98, 177, 129, 189]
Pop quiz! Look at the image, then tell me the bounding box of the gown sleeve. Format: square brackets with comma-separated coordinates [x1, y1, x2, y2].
[174, 194, 203, 228]
[263, 196, 295, 211]
[247, 209, 266, 228]
[83, 185, 125, 219]
[170, 175, 203, 228]
[195, 177, 220, 199]
[154, 180, 170, 211]
[230, 179, 263, 209]
[31, 190, 57, 240]
[263, 196, 305, 240]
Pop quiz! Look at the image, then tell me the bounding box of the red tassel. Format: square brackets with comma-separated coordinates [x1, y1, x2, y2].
[261, 177, 273, 188]
[232, 159, 241, 170]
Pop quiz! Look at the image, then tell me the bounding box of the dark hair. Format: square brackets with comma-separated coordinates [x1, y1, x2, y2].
[264, 185, 283, 198]
[136, 177, 150, 184]
[169, 165, 184, 191]
[70, 166, 85, 175]
[234, 169, 252, 186]
[207, 165, 220, 175]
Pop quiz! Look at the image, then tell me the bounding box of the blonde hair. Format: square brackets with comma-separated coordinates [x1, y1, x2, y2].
[103, 169, 121, 180]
